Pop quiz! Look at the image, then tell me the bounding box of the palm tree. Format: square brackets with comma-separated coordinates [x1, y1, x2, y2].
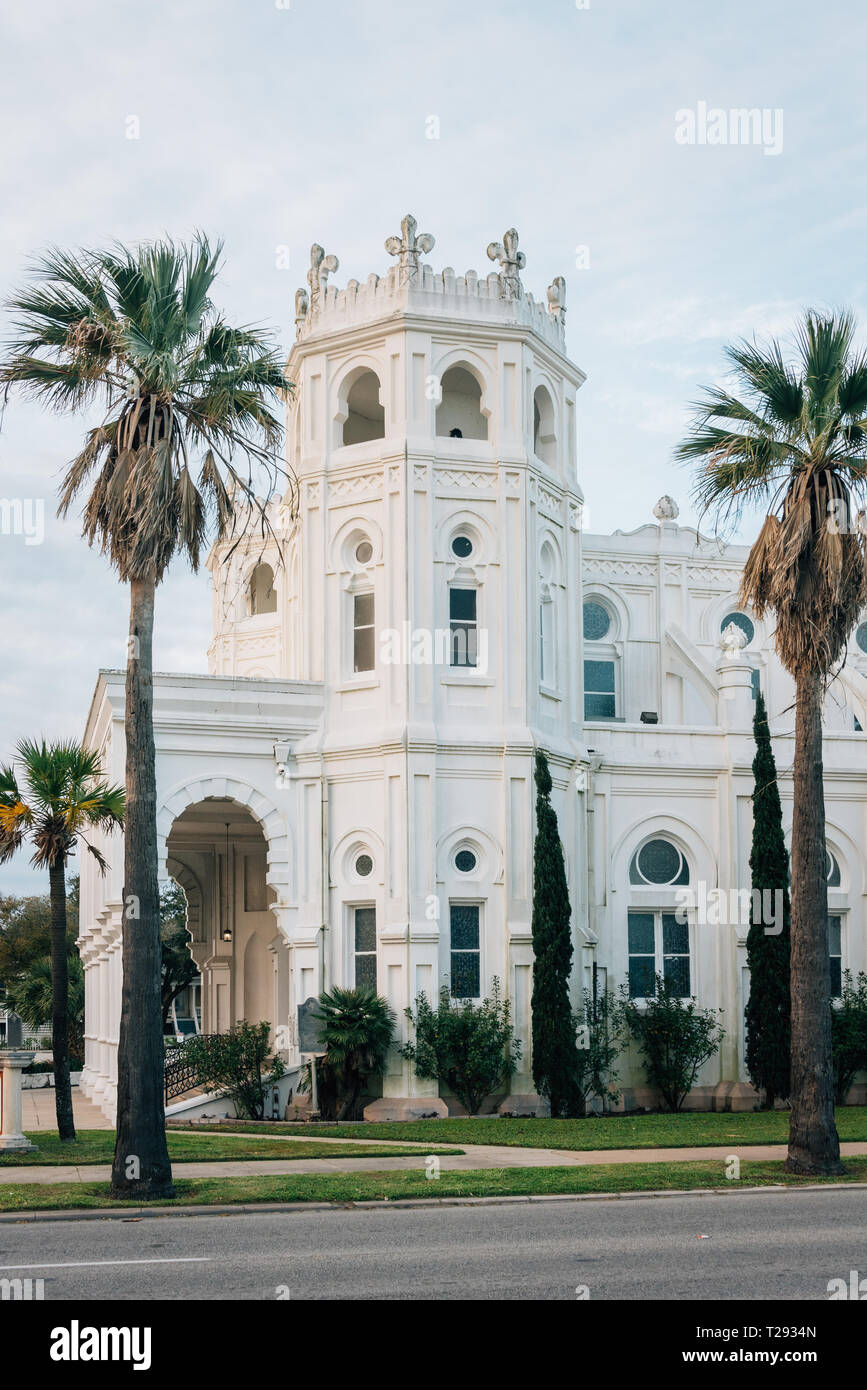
[677, 310, 867, 1175]
[313, 987, 396, 1120]
[0, 740, 124, 1141]
[8, 953, 86, 1065]
[0, 236, 289, 1197]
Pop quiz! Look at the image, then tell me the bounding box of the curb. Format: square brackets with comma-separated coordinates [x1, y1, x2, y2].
[0, 1180, 865, 1224]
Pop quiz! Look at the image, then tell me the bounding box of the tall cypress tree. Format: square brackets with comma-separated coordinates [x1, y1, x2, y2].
[745, 692, 791, 1109]
[531, 749, 580, 1116]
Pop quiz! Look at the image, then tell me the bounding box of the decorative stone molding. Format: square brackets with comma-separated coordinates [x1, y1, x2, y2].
[434, 467, 498, 493]
[156, 775, 292, 903]
[583, 558, 657, 579]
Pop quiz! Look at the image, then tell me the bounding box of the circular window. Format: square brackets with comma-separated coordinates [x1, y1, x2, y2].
[629, 839, 689, 886]
[451, 535, 473, 559]
[720, 612, 754, 645]
[583, 601, 611, 642]
[826, 850, 841, 887]
[856, 623, 867, 654]
[455, 849, 477, 874]
[355, 540, 373, 565]
[355, 853, 373, 878]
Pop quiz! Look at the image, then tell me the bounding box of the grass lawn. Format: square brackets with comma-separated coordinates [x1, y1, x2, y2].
[184, 1107, 867, 1151]
[0, 1156, 865, 1213]
[0, 1131, 462, 1167]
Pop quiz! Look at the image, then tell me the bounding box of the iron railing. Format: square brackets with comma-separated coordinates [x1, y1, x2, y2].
[164, 1034, 219, 1104]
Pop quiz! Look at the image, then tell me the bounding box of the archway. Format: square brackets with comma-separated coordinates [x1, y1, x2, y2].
[165, 796, 283, 1039]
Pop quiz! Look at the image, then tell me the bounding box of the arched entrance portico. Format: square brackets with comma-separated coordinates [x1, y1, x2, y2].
[165, 797, 286, 1043]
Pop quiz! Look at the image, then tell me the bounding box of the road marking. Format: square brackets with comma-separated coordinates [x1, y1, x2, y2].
[0, 1257, 211, 1271]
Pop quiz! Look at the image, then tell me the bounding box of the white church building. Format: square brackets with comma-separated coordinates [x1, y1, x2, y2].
[78, 217, 867, 1121]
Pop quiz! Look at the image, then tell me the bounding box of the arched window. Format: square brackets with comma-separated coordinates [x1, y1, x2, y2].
[533, 385, 557, 467]
[343, 370, 384, 446]
[629, 838, 689, 886]
[627, 838, 691, 1000]
[583, 598, 618, 719]
[249, 563, 277, 615]
[539, 542, 557, 688]
[436, 366, 488, 440]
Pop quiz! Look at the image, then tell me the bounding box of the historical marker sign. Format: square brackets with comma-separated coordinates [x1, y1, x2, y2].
[297, 997, 326, 1055]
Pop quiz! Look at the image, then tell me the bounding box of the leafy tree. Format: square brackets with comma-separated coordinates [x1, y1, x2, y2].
[401, 980, 522, 1115]
[0, 893, 74, 985]
[0, 740, 123, 1140]
[7, 954, 85, 1065]
[744, 692, 791, 1108]
[531, 749, 581, 1117]
[183, 1020, 284, 1120]
[831, 971, 867, 1105]
[1, 236, 289, 1197]
[313, 986, 396, 1121]
[677, 310, 867, 1174]
[159, 883, 198, 1033]
[618, 975, 725, 1112]
[573, 987, 622, 1115]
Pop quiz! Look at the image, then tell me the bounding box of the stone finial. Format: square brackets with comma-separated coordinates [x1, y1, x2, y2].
[294, 287, 309, 336]
[486, 227, 526, 300]
[385, 214, 435, 284]
[547, 276, 566, 323]
[653, 495, 680, 522]
[720, 622, 749, 658]
[307, 244, 339, 312]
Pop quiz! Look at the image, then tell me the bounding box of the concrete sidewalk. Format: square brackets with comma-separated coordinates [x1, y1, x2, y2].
[2, 1141, 866, 1185]
[22, 1088, 112, 1131]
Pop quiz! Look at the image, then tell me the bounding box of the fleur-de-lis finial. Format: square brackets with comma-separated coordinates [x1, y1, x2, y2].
[294, 287, 309, 337]
[385, 214, 435, 284]
[487, 227, 526, 300]
[307, 243, 339, 312]
[547, 276, 566, 323]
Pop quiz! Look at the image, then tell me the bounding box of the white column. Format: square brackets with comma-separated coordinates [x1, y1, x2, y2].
[0, 1052, 37, 1151]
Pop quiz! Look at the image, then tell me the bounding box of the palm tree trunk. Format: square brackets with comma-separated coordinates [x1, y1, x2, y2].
[48, 861, 75, 1143]
[786, 670, 843, 1175]
[110, 572, 174, 1199]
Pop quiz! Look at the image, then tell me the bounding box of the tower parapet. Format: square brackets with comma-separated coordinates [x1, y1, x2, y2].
[293, 216, 568, 354]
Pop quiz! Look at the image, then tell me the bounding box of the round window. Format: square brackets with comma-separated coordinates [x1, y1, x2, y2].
[355, 853, 373, 878]
[455, 849, 477, 874]
[720, 612, 754, 645]
[856, 622, 867, 654]
[355, 540, 373, 565]
[583, 601, 611, 642]
[451, 535, 473, 559]
[629, 839, 689, 886]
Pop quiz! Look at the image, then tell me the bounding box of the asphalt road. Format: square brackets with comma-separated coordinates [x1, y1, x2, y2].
[1, 1189, 864, 1301]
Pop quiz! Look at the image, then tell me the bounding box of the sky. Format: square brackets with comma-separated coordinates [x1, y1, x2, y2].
[1, 0, 866, 892]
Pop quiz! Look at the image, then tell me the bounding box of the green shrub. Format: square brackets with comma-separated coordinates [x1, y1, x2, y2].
[183, 1020, 284, 1120]
[573, 988, 622, 1115]
[401, 979, 522, 1115]
[831, 971, 867, 1105]
[313, 987, 396, 1121]
[618, 976, 725, 1112]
